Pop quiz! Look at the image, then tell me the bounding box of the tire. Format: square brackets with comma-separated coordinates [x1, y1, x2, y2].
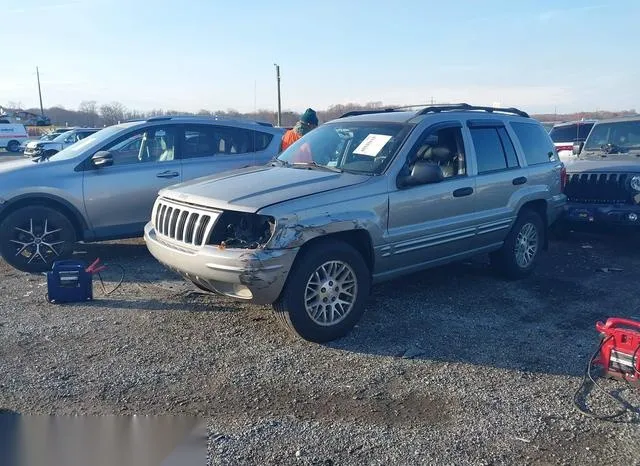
[490, 209, 544, 280]
[273, 240, 371, 343]
[6, 140, 20, 152]
[0, 206, 77, 273]
[43, 150, 58, 158]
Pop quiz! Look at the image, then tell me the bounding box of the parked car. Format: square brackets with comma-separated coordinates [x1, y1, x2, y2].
[0, 116, 285, 273]
[19, 128, 78, 151]
[0, 123, 29, 152]
[561, 116, 640, 230]
[549, 120, 596, 161]
[23, 128, 100, 158]
[144, 104, 567, 342]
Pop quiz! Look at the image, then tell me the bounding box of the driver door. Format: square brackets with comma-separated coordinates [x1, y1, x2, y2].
[82, 125, 183, 239]
[385, 122, 477, 272]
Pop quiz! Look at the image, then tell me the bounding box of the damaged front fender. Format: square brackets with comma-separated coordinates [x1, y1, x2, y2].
[266, 210, 384, 250]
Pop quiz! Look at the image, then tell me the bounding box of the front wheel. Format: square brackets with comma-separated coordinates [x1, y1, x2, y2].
[273, 240, 370, 343]
[6, 140, 20, 152]
[490, 209, 544, 280]
[0, 206, 77, 273]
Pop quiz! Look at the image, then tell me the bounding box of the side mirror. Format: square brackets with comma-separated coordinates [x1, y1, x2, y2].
[573, 142, 584, 155]
[91, 151, 113, 168]
[398, 160, 444, 188]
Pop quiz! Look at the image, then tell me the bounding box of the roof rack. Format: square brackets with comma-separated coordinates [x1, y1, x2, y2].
[416, 103, 529, 118]
[339, 103, 529, 119]
[143, 115, 273, 127]
[339, 108, 398, 118]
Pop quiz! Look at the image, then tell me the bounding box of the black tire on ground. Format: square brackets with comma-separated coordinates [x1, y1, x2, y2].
[490, 209, 545, 280]
[6, 140, 20, 152]
[0, 205, 77, 273]
[273, 240, 371, 343]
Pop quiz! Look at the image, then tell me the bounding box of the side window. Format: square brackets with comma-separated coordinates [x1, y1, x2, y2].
[102, 126, 176, 166]
[182, 125, 219, 159]
[511, 122, 557, 165]
[216, 127, 254, 155]
[497, 127, 519, 168]
[411, 126, 466, 179]
[182, 125, 260, 159]
[253, 131, 274, 152]
[470, 127, 513, 173]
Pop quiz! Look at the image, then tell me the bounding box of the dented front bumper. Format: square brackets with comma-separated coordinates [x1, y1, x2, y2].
[144, 222, 298, 305]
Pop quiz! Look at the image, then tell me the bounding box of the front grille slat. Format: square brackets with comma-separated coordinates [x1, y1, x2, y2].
[153, 198, 220, 247]
[565, 171, 633, 204]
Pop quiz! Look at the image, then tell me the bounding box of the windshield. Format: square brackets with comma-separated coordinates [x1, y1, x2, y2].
[47, 124, 134, 161]
[549, 123, 594, 143]
[277, 122, 411, 174]
[583, 120, 640, 151]
[53, 130, 75, 142]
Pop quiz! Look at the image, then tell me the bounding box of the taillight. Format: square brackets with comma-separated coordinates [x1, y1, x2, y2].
[561, 166, 567, 191]
[556, 145, 574, 152]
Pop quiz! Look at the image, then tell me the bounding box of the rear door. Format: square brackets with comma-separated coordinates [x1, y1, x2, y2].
[82, 125, 183, 238]
[179, 124, 277, 182]
[466, 119, 528, 249]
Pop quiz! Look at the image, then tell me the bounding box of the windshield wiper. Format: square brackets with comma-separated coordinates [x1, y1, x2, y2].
[291, 161, 343, 173]
[270, 158, 290, 167]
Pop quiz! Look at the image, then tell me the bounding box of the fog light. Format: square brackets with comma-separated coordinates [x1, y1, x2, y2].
[628, 213, 638, 222]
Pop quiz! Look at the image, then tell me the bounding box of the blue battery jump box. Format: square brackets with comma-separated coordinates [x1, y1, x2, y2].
[46, 260, 93, 304]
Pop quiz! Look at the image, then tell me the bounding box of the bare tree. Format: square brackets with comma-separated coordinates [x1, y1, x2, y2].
[79, 100, 98, 126]
[100, 102, 126, 126]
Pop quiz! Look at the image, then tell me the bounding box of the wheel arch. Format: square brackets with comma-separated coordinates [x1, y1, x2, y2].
[0, 194, 87, 241]
[519, 199, 548, 249]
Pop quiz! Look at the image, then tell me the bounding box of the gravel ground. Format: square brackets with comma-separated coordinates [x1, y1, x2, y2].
[1, 233, 640, 465]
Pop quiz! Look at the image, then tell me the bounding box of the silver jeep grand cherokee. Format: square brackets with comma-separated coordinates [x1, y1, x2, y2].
[145, 104, 567, 342]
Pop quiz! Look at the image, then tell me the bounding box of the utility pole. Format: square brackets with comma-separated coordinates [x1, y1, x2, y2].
[274, 63, 282, 127]
[36, 66, 44, 116]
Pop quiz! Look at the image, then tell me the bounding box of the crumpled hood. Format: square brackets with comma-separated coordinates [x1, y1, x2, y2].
[159, 165, 371, 213]
[26, 140, 62, 150]
[564, 155, 640, 173]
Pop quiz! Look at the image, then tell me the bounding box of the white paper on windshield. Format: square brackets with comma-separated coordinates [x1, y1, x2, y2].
[353, 134, 392, 157]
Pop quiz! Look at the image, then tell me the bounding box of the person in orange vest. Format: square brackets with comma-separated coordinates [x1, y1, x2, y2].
[280, 108, 319, 152]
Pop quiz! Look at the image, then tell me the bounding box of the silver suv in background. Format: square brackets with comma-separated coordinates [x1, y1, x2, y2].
[549, 120, 596, 161]
[23, 128, 100, 158]
[0, 116, 285, 273]
[145, 104, 567, 342]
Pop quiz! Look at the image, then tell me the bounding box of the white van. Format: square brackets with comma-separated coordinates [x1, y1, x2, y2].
[0, 123, 29, 152]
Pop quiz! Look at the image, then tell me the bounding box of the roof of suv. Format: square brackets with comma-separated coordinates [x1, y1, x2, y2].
[125, 115, 279, 129]
[333, 103, 531, 124]
[552, 120, 597, 127]
[591, 115, 640, 124]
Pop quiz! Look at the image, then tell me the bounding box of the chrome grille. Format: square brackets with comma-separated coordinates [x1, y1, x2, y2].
[565, 172, 633, 204]
[153, 198, 220, 246]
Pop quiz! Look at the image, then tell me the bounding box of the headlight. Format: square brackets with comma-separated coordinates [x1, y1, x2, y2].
[209, 212, 275, 249]
[631, 175, 640, 192]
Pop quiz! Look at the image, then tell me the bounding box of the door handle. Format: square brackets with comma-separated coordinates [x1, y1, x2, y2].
[512, 176, 528, 185]
[156, 170, 179, 179]
[453, 187, 474, 198]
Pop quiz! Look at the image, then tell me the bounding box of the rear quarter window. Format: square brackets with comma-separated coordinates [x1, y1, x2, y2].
[511, 122, 557, 165]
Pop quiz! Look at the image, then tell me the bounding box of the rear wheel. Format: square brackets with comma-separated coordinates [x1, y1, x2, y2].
[6, 140, 20, 152]
[490, 209, 544, 280]
[0, 206, 77, 273]
[273, 240, 370, 343]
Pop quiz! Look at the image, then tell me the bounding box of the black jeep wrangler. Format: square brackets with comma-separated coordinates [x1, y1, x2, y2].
[562, 116, 640, 230]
